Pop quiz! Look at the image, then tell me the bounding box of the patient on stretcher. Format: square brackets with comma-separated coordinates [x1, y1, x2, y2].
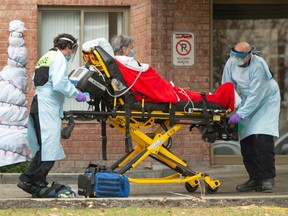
[112, 35, 240, 111]
[115, 55, 236, 110]
[82, 36, 240, 111]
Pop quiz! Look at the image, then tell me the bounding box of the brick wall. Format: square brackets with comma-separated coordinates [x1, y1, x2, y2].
[0, 0, 212, 172]
[130, 0, 212, 169]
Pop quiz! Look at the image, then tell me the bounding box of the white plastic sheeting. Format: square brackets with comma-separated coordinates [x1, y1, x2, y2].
[0, 126, 30, 166]
[0, 20, 32, 167]
[0, 81, 27, 106]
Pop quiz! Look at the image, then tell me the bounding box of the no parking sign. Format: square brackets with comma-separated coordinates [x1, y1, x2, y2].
[172, 32, 195, 66]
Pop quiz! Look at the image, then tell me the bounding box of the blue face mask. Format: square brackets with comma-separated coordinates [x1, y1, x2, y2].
[129, 49, 135, 57]
[66, 56, 71, 62]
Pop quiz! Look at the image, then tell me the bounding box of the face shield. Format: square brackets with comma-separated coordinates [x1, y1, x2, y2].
[230, 48, 251, 66]
[69, 42, 78, 63]
[59, 37, 78, 63]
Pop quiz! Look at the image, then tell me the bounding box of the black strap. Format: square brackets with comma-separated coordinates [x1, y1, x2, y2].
[101, 119, 107, 160]
[269, 69, 274, 78]
[86, 164, 108, 179]
[124, 93, 133, 153]
[169, 103, 176, 127]
[43, 182, 63, 198]
[200, 93, 213, 133]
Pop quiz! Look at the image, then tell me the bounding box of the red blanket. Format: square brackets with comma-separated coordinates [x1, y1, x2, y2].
[115, 59, 235, 110]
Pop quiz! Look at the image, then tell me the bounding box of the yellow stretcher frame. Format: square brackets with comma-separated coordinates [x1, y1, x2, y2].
[66, 46, 238, 194]
[107, 115, 221, 193]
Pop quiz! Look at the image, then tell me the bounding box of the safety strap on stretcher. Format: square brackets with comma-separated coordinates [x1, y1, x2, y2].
[200, 92, 213, 133]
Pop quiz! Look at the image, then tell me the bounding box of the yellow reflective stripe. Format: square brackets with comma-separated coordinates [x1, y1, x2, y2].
[35, 50, 57, 68]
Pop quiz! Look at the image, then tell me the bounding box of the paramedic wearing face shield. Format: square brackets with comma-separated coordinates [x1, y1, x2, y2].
[222, 41, 280, 193]
[17, 33, 87, 196]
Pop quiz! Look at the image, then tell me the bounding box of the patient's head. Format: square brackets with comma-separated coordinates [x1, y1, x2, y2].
[111, 35, 134, 57]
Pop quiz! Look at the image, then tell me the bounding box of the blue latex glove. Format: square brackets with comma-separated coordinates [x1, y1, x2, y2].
[76, 91, 86, 102]
[228, 113, 242, 124]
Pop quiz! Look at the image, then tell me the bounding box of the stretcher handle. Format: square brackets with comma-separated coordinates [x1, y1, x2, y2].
[61, 114, 75, 139]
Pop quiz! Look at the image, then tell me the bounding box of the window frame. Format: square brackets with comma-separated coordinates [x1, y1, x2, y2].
[37, 6, 130, 65]
[36, 6, 130, 119]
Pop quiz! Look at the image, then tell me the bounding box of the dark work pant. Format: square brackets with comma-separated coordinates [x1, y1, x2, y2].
[19, 151, 54, 186]
[240, 134, 276, 181]
[19, 96, 55, 186]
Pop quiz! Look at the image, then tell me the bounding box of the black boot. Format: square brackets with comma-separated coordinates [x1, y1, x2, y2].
[17, 181, 38, 195]
[236, 179, 262, 192]
[32, 184, 49, 198]
[260, 178, 275, 193]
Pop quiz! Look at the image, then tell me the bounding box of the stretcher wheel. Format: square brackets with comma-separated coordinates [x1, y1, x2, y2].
[205, 183, 219, 194]
[185, 182, 199, 193]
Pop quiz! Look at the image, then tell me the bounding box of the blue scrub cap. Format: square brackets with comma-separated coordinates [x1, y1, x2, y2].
[230, 48, 251, 57]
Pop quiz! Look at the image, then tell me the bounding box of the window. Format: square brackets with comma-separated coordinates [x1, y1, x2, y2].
[38, 7, 129, 110]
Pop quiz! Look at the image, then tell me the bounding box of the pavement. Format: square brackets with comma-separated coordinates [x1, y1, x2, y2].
[1, 165, 288, 201]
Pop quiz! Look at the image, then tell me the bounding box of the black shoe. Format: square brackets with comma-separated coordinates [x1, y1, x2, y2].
[32, 184, 48, 198]
[236, 179, 262, 192]
[261, 178, 275, 193]
[17, 181, 37, 195]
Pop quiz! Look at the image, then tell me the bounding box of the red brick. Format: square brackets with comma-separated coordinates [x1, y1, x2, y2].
[0, 0, 213, 171]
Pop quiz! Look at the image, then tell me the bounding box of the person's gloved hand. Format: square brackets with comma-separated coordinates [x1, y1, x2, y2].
[76, 91, 86, 102]
[228, 113, 242, 124]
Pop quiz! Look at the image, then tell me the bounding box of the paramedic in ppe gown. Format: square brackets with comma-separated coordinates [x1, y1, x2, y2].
[17, 33, 87, 196]
[222, 41, 280, 193]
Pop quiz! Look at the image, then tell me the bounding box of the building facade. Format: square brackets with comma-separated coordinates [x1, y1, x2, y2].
[1, 0, 287, 172]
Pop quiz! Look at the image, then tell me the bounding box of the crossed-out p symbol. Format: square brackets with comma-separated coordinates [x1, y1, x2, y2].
[176, 40, 191, 56]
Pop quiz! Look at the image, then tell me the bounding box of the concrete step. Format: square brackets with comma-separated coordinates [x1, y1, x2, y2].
[0, 168, 177, 185]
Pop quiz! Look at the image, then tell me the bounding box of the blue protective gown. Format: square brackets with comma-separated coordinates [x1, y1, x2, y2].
[222, 55, 280, 140]
[28, 50, 79, 161]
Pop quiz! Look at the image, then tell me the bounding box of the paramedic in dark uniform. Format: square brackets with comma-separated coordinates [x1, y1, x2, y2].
[17, 33, 86, 196]
[222, 41, 280, 192]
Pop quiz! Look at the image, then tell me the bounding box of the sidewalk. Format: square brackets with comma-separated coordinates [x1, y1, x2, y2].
[1, 165, 288, 200]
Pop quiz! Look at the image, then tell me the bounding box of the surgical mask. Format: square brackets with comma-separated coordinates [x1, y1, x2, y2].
[66, 56, 71, 62]
[234, 58, 245, 66]
[129, 49, 135, 57]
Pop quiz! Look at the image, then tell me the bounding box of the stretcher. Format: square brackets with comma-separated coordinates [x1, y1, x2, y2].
[64, 45, 238, 194]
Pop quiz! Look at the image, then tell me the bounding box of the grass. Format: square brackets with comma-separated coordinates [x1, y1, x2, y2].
[0, 206, 288, 216]
[0, 162, 30, 173]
